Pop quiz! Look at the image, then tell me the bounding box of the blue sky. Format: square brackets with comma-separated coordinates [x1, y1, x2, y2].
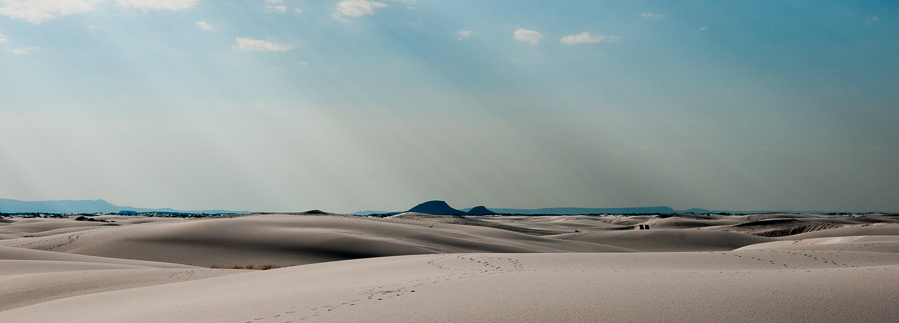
[1, 0, 897, 212]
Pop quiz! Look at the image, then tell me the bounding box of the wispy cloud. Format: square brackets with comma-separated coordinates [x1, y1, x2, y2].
[0, 0, 199, 24]
[195, 21, 212, 30]
[457, 30, 473, 40]
[0, 33, 7, 43]
[560, 32, 619, 45]
[8, 46, 40, 55]
[232, 38, 293, 52]
[333, 0, 386, 18]
[513, 28, 542, 45]
[641, 12, 663, 20]
[115, 0, 200, 11]
[264, 0, 286, 13]
[865, 16, 880, 25]
[264, 1, 301, 14]
[0, 0, 104, 24]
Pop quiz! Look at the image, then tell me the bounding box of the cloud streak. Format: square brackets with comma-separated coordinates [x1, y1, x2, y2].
[115, 0, 199, 11]
[0, 0, 104, 24]
[641, 12, 663, 20]
[7, 46, 40, 55]
[0, 0, 199, 23]
[513, 28, 542, 45]
[195, 21, 212, 30]
[232, 38, 293, 52]
[560, 32, 619, 45]
[458, 30, 473, 40]
[333, 0, 386, 18]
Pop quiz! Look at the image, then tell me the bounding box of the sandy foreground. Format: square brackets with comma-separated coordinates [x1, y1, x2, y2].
[1, 212, 897, 322]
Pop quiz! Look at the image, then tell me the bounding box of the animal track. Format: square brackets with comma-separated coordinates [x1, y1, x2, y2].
[727, 249, 889, 270]
[0, 227, 109, 250]
[245, 254, 530, 322]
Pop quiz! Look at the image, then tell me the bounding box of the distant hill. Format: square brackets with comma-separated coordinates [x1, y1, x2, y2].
[350, 203, 678, 216]
[467, 206, 497, 215]
[349, 204, 832, 217]
[379, 202, 675, 216]
[346, 210, 393, 216]
[0, 198, 243, 214]
[406, 200, 467, 215]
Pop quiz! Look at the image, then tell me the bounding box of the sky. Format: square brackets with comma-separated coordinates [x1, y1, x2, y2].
[1, 0, 897, 213]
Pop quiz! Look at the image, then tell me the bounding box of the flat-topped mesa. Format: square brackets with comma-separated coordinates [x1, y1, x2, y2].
[406, 200, 467, 215]
[467, 206, 497, 215]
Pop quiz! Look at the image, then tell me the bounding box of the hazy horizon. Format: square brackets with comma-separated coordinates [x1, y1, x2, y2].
[2, 1, 897, 213]
[1, 197, 889, 214]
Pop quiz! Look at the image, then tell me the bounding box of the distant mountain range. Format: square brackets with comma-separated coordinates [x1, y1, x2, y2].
[350, 202, 842, 216]
[403, 200, 499, 216]
[351, 201, 676, 216]
[1, 198, 836, 216]
[0, 199, 243, 214]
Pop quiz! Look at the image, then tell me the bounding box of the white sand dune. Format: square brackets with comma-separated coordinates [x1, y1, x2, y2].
[0, 219, 116, 240]
[0, 246, 196, 268]
[2, 212, 898, 322]
[737, 235, 899, 253]
[706, 215, 899, 236]
[645, 215, 746, 229]
[0, 265, 237, 311]
[3, 251, 898, 323]
[1, 214, 628, 267]
[786, 223, 899, 239]
[476, 215, 631, 232]
[0, 246, 236, 311]
[551, 229, 773, 251]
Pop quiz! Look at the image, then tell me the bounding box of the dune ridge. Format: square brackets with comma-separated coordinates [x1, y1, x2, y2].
[2, 212, 898, 322]
[3, 252, 898, 322]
